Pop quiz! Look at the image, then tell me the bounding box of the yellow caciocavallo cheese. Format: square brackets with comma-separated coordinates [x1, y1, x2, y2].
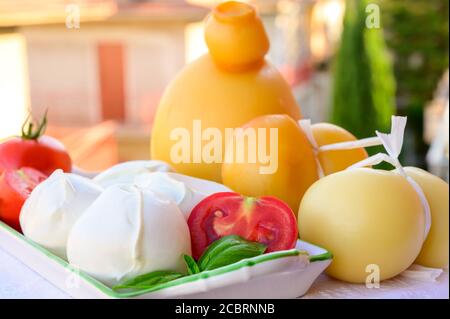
[404, 167, 449, 269]
[298, 116, 445, 283]
[151, 1, 300, 182]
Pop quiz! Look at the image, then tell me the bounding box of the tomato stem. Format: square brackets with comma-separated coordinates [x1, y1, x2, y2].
[244, 196, 256, 209]
[21, 110, 48, 140]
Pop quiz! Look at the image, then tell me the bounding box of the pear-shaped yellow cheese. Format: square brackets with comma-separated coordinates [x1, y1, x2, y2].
[298, 168, 425, 283]
[151, 2, 300, 182]
[404, 167, 449, 268]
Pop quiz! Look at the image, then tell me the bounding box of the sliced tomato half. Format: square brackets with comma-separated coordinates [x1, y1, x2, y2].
[188, 192, 298, 259]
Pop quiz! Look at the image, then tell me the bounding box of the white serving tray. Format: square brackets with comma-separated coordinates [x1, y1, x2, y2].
[0, 221, 332, 299]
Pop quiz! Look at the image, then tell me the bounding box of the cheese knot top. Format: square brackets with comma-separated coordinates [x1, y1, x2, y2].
[204, 1, 269, 72]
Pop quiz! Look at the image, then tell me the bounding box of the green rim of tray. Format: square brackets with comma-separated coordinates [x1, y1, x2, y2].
[0, 221, 332, 298]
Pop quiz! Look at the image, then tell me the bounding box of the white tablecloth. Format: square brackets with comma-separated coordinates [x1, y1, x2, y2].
[0, 247, 448, 299]
[304, 271, 448, 299]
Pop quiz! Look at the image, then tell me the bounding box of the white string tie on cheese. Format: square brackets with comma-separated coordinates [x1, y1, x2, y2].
[298, 119, 383, 178]
[298, 119, 325, 178]
[346, 116, 431, 241]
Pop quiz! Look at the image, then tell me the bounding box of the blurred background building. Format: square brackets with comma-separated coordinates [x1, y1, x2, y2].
[0, 0, 448, 179]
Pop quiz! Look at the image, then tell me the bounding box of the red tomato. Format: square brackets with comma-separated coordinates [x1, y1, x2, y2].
[0, 167, 47, 231]
[0, 136, 72, 176]
[0, 113, 72, 176]
[188, 192, 298, 259]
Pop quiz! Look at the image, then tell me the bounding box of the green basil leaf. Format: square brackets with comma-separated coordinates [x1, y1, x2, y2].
[113, 270, 185, 291]
[198, 235, 247, 269]
[113, 236, 267, 291]
[198, 235, 267, 271]
[201, 243, 266, 271]
[183, 254, 200, 275]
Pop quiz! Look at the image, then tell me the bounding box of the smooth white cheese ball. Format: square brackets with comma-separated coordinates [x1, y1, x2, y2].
[66, 185, 191, 287]
[20, 170, 103, 259]
[93, 160, 172, 188]
[135, 172, 232, 219]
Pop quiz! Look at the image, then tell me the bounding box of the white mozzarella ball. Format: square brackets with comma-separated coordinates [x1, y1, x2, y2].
[20, 170, 102, 258]
[93, 160, 172, 188]
[66, 185, 191, 286]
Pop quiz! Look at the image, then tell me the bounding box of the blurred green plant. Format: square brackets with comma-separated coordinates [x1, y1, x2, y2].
[380, 0, 449, 167]
[332, 0, 396, 140]
[332, 0, 449, 167]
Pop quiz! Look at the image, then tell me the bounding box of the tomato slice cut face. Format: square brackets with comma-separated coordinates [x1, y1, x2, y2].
[188, 192, 298, 259]
[0, 167, 47, 231]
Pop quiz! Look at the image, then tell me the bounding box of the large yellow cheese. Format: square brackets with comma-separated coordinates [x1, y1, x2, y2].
[404, 167, 449, 268]
[298, 168, 425, 283]
[151, 2, 300, 182]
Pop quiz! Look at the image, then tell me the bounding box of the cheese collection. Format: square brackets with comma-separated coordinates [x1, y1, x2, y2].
[0, 1, 447, 292]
